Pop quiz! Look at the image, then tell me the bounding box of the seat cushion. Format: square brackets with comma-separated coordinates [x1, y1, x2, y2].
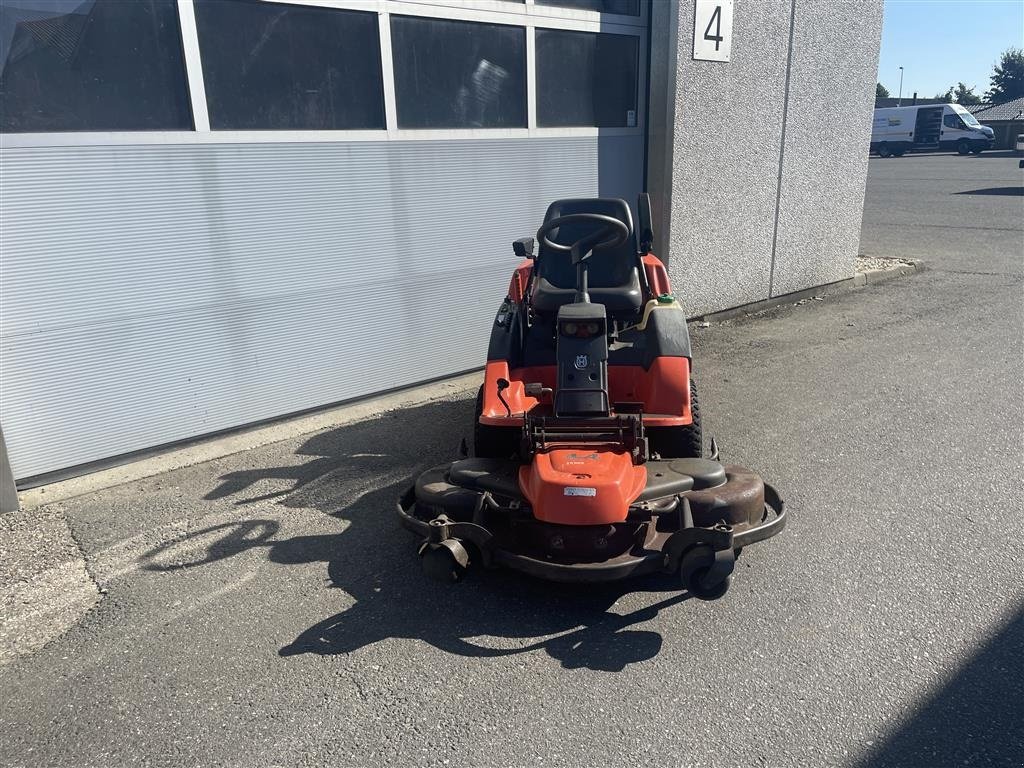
[531, 270, 644, 315]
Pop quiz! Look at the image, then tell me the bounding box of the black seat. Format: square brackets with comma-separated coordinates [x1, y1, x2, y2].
[531, 198, 644, 316]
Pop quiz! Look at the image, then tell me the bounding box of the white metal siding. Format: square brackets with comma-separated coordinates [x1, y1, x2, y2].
[0, 136, 642, 478]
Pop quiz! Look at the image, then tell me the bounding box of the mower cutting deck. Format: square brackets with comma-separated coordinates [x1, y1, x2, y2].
[397, 195, 785, 599]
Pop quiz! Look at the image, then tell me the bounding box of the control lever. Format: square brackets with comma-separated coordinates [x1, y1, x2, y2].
[496, 378, 512, 417]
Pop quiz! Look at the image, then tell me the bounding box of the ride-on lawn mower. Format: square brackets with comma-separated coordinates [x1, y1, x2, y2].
[398, 195, 785, 599]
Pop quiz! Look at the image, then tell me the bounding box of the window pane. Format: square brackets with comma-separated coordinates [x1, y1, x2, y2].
[391, 16, 526, 129]
[535, 0, 639, 15]
[194, 0, 385, 130]
[536, 30, 638, 128]
[0, 0, 192, 132]
[943, 113, 964, 129]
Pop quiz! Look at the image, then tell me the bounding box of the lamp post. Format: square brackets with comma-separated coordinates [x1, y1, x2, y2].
[898, 66, 904, 106]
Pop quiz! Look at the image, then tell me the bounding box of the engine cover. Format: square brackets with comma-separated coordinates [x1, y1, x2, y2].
[519, 447, 647, 525]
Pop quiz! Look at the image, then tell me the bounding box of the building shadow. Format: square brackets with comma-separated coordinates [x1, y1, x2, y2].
[853, 603, 1024, 768]
[962, 150, 1024, 160]
[140, 396, 687, 671]
[870, 150, 1022, 161]
[965, 150, 1024, 159]
[953, 186, 1024, 197]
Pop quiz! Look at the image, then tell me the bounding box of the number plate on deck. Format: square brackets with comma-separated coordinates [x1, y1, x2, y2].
[564, 487, 597, 497]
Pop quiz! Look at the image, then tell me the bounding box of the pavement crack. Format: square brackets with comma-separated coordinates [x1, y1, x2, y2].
[60, 505, 104, 595]
[0, 504, 103, 664]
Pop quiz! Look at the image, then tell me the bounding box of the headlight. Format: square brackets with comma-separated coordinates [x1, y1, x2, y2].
[560, 321, 604, 338]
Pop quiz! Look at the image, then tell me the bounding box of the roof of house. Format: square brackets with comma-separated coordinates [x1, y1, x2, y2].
[968, 96, 1024, 121]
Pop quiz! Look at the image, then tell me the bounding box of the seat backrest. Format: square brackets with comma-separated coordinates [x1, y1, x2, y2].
[536, 198, 637, 290]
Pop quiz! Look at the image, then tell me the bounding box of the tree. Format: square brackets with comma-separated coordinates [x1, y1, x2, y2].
[986, 48, 1024, 102]
[876, 82, 890, 98]
[934, 87, 954, 103]
[953, 82, 983, 106]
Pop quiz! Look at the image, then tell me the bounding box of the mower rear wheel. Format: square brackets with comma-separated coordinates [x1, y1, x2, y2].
[647, 379, 703, 458]
[473, 386, 520, 459]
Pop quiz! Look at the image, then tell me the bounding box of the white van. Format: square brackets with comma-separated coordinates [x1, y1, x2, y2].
[870, 103, 994, 157]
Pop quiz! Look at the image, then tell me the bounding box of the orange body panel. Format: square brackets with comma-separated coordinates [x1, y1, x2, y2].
[642, 253, 672, 297]
[481, 361, 545, 419]
[480, 358, 692, 426]
[508, 260, 534, 303]
[519, 448, 647, 525]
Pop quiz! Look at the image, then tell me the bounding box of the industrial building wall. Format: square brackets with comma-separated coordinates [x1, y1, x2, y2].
[0, 0, 647, 483]
[649, 0, 884, 315]
[0, 137, 640, 480]
[0, 0, 884, 488]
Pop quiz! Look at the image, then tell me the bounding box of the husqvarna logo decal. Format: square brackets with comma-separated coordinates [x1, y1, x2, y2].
[574, 354, 589, 370]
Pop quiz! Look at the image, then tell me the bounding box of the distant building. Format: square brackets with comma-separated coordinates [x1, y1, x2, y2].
[968, 97, 1024, 150]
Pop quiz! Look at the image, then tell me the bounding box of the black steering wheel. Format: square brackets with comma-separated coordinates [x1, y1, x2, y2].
[536, 213, 630, 264]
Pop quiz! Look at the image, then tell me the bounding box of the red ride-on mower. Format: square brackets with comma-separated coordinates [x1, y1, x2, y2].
[397, 195, 785, 599]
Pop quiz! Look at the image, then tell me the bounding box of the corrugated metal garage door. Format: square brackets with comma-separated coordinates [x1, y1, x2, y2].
[0, 135, 642, 479]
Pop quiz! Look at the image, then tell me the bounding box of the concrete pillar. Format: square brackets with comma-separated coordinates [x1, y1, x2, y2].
[647, 0, 883, 316]
[0, 426, 19, 513]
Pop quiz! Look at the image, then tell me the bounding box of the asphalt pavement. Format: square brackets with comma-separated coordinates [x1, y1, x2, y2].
[1, 151, 1022, 768]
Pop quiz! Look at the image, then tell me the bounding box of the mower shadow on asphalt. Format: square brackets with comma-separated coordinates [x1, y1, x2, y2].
[140, 397, 693, 672]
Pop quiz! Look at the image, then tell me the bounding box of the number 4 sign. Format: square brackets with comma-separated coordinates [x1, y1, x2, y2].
[693, 0, 733, 62]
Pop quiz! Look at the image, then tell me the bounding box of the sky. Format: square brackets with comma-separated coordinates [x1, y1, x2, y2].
[877, 0, 1024, 101]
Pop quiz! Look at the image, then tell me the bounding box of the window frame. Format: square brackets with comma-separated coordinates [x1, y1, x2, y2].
[943, 113, 966, 131]
[389, 13, 529, 129]
[2, 0, 647, 147]
[193, 0, 388, 131]
[0, 0, 197, 134]
[535, 26, 641, 128]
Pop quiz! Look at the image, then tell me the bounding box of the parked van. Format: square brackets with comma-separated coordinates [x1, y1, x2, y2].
[870, 103, 994, 157]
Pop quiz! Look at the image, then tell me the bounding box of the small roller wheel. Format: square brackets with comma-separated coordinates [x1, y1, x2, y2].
[419, 539, 470, 583]
[679, 546, 732, 600]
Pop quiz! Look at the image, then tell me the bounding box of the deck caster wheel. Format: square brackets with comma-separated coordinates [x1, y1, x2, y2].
[679, 546, 734, 600]
[419, 538, 470, 583]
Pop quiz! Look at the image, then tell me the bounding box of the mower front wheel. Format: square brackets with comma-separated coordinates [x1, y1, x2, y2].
[679, 546, 732, 600]
[647, 379, 703, 458]
[419, 539, 470, 583]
